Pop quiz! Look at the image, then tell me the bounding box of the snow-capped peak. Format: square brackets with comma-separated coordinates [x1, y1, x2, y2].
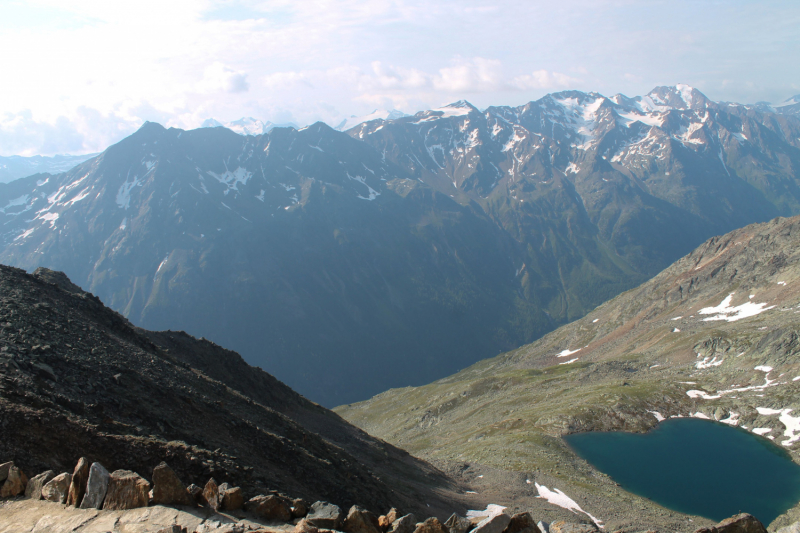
[433, 100, 479, 118]
[201, 117, 293, 136]
[335, 109, 409, 131]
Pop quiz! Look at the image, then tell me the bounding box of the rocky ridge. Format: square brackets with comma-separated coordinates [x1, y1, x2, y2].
[0, 264, 461, 517]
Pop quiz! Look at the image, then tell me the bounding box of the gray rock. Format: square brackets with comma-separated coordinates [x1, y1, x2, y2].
[445, 513, 471, 533]
[413, 517, 448, 533]
[306, 501, 344, 529]
[473, 514, 511, 533]
[79, 462, 109, 509]
[24, 470, 55, 500]
[41, 472, 72, 503]
[389, 514, 418, 533]
[777, 523, 800, 533]
[220, 486, 244, 511]
[245, 494, 293, 522]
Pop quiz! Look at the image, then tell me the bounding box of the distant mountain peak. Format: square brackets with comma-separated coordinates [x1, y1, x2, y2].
[336, 109, 409, 131]
[201, 117, 298, 136]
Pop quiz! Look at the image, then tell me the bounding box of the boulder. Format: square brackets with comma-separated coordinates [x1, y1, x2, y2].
[220, 485, 244, 511]
[549, 522, 597, 533]
[695, 514, 767, 533]
[42, 472, 72, 503]
[66, 457, 90, 506]
[380, 509, 400, 531]
[156, 527, 188, 533]
[186, 483, 204, 506]
[202, 478, 220, 511]
[80, 462, 110, 509]
[306, 501, 344, 529]
[473, 514, 512, 533]
[24, 470, 55, 500]
[292, 498, 310, 519]
[505, 512, 536, 533]
[245, 494, 293, 522]
[445, 513, 472, 533]
[102, 470, 150, 510]
[152, 462, 193, 506]
[343, 505, 382, 533]
[388, 514, 417, 533]
[296, 518, 321, 533]
[0, 465, 28, 497]
[413, 517, 448, 533]
[0, 461, 12, 483]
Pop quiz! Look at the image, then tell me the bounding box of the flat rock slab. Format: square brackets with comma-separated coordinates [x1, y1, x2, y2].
[0, 499, 297, 533]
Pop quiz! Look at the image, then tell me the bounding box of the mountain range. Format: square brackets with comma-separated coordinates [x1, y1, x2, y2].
[1, 85, 800, 406]
[0, 154, 98, 184]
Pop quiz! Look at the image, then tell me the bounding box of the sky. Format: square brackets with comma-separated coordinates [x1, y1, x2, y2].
[1, 0, 799, 156]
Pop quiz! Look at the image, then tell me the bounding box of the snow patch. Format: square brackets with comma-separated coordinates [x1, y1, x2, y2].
[753, 428, 772, 435]
[207, 166, 253, 194]
[559, 358, 579, 365]
[699, 293, 775, 322]
[556, 348, 581, 358]
[755, 366, 773, 373]
[535, 483, 603, 529]
[467, 505, 506, 521]
[648, 411, 665, 422]
[695, 355, 724, 369]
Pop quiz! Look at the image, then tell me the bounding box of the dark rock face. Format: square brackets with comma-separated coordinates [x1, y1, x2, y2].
[66, 457, 89, 506]
[0, 265, 461, 517]
[695, 514, 767, 533]
[445, 513, 471, 533]
[102, 470, 150, 510]
[152, 462, 193, 506]
[220, 485, 244, 511]
[203, 478, 220, 512]
[24, 470, 54, 500]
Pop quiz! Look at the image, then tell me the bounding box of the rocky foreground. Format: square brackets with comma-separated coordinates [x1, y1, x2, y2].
[1, 455, 789, 533]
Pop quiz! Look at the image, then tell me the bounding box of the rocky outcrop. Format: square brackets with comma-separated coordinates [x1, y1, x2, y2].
[66, 457, 90, 507]
[505, 513, 537, 533]
[388, 514, 417, 533]
[695, 514, 767, 533]
[41, 472, 71, 503]
[152, 462, 193, 506]
[24, 470, 54, 500]
[203, 477, 220, 512]
[245, 494, 293, 522]
[445, 513, 471, 533]
[0, 461, 12, 483]
[102, 470, 150, 510]
[306, 501, 344, 529]
[343, 505, 382, 533]
[414, 517, 448, 533]
[79, 462, 110, 509]
[473, 514, 512, 533]
[0, 464, 27, 497]
[219, 483, 244, 511]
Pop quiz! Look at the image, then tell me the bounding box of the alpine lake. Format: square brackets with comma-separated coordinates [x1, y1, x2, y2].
[565, 418, 800, 525]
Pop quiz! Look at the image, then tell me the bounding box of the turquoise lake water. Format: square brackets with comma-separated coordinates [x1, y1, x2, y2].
[565, 418, 800, 524]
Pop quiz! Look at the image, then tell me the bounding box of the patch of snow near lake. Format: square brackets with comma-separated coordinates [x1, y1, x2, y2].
[687, 390, 721, 400]
[556, 348, 581, 358]
[755, 408, 800, 446]
[755, 366, 773, 373]
[467, 504, 506, 521]
[648, 410, 666, 422]
[699, 293, 775, 322]
[559, 358, 579, 365]
[718, 412, 740, 426]
[692, 412, 711, 420]
[535, 483, 603, 529]
[696, 355, 723, 369]
[753, 428, 772, 435]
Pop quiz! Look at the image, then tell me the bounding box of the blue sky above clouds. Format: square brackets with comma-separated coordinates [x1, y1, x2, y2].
[1, 0, 798, 155]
